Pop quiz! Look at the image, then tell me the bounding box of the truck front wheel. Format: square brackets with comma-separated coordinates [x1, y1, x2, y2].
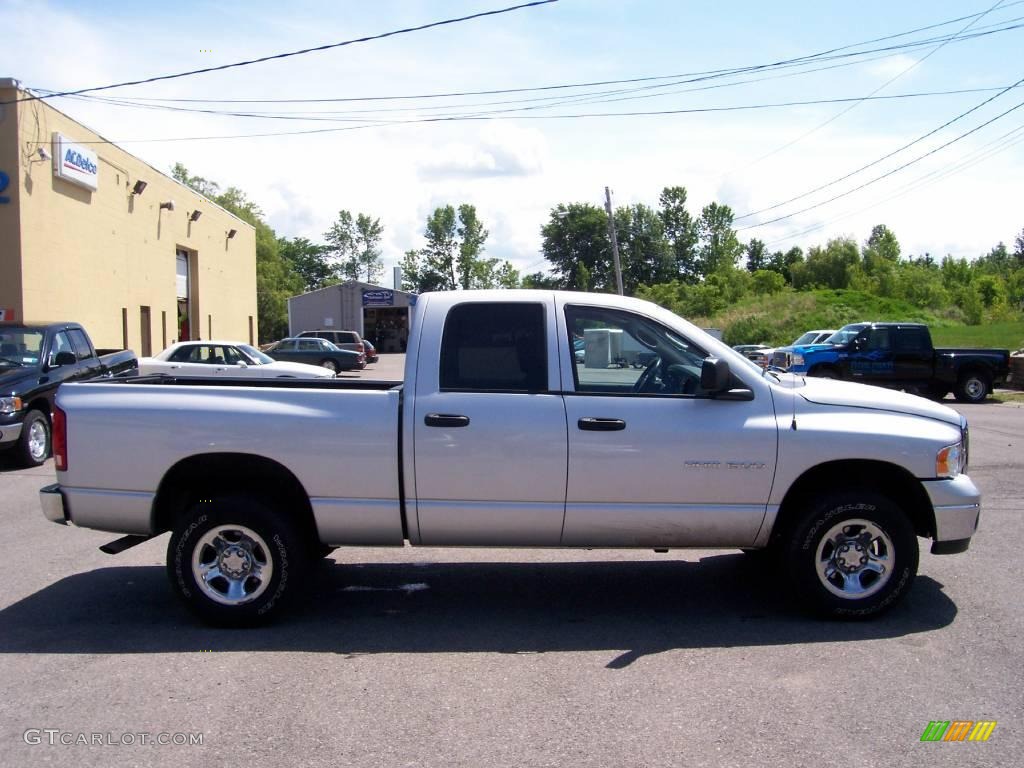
[954, 371, 990, 403]
[167, 496, 307, 626]
[17, 410, 50, 467]
[784, 491, 917, 618]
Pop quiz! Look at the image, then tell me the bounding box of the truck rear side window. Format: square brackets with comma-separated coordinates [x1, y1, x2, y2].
[440, 303, 547, 392]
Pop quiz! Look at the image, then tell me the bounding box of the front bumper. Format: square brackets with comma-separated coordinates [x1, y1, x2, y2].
[40, 483, 69, 525]
[923, 474, 981, 554]
[0, 420, 23, 448]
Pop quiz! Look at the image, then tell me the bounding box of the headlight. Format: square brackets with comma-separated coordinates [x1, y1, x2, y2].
[936, 441, 966, 478]
[791, 354, 804, 366]
[0, 396, 24, 415]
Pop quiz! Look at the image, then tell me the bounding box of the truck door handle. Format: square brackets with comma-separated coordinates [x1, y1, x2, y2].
[424, 413, 470, 428]
[578, 417, 626, 431]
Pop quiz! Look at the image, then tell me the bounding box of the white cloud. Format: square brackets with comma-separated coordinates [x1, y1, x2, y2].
[417, 123, 547, 179]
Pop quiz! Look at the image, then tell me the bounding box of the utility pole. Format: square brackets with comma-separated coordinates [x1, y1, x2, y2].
[604, 186, 624, 295]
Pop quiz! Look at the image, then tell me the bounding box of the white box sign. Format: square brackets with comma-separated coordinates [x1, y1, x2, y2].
[52, 133, 99, 191]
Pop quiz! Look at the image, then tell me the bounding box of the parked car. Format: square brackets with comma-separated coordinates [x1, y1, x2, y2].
[264, 338, 365, 372]
[787, 322, 1010, 402]
[1, 322, 136, 466]
[768, 330, 837, 370]
[362, 338, 379, 364]
[732, 344, 773, 368]
[296, 329, 365, 355]
[139, 341, 336, 379]
[42, 290, 979, 626]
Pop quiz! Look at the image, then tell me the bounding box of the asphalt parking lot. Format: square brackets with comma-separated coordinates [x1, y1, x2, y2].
[0, 392, 1020, 768]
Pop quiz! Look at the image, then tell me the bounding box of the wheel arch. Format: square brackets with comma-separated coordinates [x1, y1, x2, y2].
[771, 459, 935, 542]
[152, 453, 318, 543]
[25, 396, 52, 420]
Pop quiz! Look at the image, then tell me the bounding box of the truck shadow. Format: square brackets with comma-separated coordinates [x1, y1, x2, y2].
[0, 555, 957, 668]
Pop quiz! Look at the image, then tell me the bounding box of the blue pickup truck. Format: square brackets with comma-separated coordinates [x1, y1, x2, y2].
[1, 322, 136, 466]
[784, 322, 1010, 403]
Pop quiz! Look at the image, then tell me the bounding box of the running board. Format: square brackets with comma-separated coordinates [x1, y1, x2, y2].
[99, 534, 152, 555]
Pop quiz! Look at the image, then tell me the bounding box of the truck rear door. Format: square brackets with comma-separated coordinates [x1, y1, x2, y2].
[411, 298, 568, 545]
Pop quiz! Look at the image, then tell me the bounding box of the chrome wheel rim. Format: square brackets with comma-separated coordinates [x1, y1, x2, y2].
[964, 377, 985, 400]
[815, 519, 894, 600]
[28, 419, 48, 461]
[191, 525, 274, 606]
[322, 360, 338, 372]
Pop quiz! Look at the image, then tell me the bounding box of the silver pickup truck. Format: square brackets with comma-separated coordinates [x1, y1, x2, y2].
[40, 290, 980, 625]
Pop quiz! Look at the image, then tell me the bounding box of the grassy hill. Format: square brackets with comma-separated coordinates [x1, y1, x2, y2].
[931, 321, 1024, 351]
[698, 289, 960, 347]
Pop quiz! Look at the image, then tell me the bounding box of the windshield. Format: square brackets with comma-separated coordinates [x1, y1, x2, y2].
[826, 324, 869, 345]
[239, 344, 275, 364]
[792, 332, 818, 346]
[0, 329, 44, 367]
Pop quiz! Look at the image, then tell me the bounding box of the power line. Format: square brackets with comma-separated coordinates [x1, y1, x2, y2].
[728, 0, 1007, 174]
[734, 74, 1024, 222]
[55, 85, 1018, 126]
[1, 1, 559, 106]
[56, 86, 1024, 145]
[764, 120, 1024, 247]
[739, 90, 1024, 232]
[30, 1, 1023, 106]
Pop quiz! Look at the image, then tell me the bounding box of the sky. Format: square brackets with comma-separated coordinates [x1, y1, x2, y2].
[2, 0, 1022, 283]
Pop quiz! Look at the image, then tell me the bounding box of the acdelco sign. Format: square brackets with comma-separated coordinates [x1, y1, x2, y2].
[52, 133, 99, 191]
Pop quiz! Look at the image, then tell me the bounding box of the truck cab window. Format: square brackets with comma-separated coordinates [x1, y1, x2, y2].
[440, 303, 547, 391]
[566, 305, 709, 396]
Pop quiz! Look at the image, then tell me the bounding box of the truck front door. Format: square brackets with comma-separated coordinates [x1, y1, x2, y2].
[557, 301, 777, 548]
[411, 300, 568, 546]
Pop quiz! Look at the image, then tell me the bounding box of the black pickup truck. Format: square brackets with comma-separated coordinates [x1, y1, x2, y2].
[1, 322, 136, 466]
[786, 322, 1010, 403]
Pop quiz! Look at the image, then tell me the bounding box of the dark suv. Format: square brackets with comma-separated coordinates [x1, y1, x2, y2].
[296, 330, 364, 355]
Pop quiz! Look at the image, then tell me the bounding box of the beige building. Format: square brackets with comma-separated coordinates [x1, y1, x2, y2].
[0, 78, 257, 354]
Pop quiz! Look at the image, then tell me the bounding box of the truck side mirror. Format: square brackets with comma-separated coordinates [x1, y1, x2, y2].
[852, 336, 866, 351]
[51, 351, 77, 368]
[700, 357, 730, 392]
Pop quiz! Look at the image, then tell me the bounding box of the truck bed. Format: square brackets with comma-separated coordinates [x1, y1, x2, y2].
[54, 377, 406, 545]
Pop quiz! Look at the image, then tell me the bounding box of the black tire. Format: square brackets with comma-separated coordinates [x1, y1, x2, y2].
[17, 409, 50, 467]
[320, 359, 339, 373]
[167, 496, 308, 626]
[954, 370, 990, 404]
[784, 490, 918, 618]
[926, 385, 950, 402]
[810, 366, 838, 379]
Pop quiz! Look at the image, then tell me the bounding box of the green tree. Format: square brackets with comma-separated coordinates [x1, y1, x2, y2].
[766, 246, 804, 284]
[324, 210, 359, 281]
[170, 162, 219, 198]
[522, 271, 560, 289]
[658, 186, 699, 283]
[355, 213, 384, 284]
[540, 204, 612, 290]
[615, 203, 673, 294]
[1014, 228, 1024, 264]
[791, 237, 860, 289]
[278, 236, 333, 293]
[745, 238, 768, 273]
[695, 202, 743, 276]
[401, 204, 516, 292]
[751, 269, 785, 295]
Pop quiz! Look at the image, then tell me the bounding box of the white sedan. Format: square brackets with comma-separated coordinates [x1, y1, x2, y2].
[139, 341, 336, 379]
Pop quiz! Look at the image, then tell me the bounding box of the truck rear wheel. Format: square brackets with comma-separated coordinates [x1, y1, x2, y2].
[17, 410, 50, 467]
[167, 495, 307, 626]
[784, 491, 917, 618]
[954, 371, 990, 403]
